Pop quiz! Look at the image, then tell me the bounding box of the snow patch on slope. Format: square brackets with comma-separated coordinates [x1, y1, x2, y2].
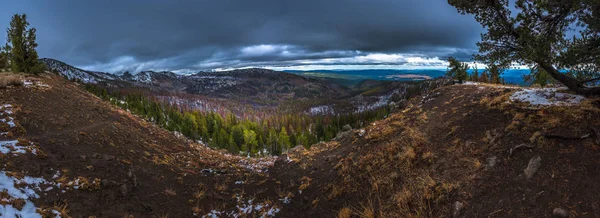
[510, 88, 585, 106]
[201, 196, 280, 218]
[0, 140, 38, 155]
[0, 172, 60, 218]
[1, 104, 16, 128]
[309, 105, 334, 115]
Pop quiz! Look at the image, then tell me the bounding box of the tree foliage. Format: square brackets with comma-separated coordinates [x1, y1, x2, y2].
[0, 47, 7, 70]
[523, 65, 555, 87]
[4, 14, 44, 74]
[448, 0, 600, 95]
[446, 57, 469, 83]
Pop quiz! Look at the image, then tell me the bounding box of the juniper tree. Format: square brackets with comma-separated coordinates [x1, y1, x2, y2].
[448, 0, 600, 95]
[5, 14, 44, 74]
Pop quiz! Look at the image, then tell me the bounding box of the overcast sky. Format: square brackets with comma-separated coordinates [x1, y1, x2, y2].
[0, 0, 483, 73]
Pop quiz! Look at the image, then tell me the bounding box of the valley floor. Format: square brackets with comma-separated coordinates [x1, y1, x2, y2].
[1, 73, 599, 217]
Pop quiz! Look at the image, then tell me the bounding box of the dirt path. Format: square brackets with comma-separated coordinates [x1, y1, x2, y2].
[31, 120, 111, 140]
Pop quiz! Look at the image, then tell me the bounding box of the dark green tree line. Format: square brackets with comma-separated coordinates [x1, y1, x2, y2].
[84, 84, 390, 156]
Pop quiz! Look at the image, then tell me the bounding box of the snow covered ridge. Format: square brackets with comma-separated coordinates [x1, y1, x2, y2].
[40, 58, 105, 84]
[510, 88, 586, 106]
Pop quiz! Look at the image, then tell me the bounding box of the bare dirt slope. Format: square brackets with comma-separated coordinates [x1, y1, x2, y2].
[1, 73, 599, 217]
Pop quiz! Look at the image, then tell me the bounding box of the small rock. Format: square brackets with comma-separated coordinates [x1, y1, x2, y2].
[552, 208, 569, 217]
[486, 130, 493, 141]
[334, 131, 351, 141]
[325, 155, 337, 163]
[529, 131, 542, 144]
[289, 145, 305, 153]
[103, 154, 115, 161]
[120, 183, 129, 197]
[101, 179, 118, 187]
[141, 202, 153, 212]
[453, 201, 464, 218]
[485, 156, 497, 170]
[524, 156, 542, 180]
[132, 175, 138, 188]
[358, 129, 366, 137]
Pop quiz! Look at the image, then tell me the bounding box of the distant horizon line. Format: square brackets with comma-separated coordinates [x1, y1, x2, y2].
[42, 57, 532, 75]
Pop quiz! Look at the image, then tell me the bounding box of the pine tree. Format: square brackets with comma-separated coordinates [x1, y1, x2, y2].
[231, 125, 244, 148]
[5, 14, 44, 74]
[243, 129, 258, 156]
[267, 129, 278, 154]
[486, 64, 502, 84]
[227, 135, 238, 154]
[471, 65, 479, 82]
[523, 66, 554, 88]
[446, 57, 469, 83]
[0, 47, 7, 70]
[279, 127, 291, 152]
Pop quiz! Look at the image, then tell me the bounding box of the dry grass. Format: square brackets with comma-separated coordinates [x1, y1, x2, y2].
[0, 74, 23, 88]
[164, 187, 177, 196]
[328, 108, 462, 217]
[215, 183, 228, 192]
[298, 176, 312, 192]
[337, 207, 352, 218]
[38, 203, 71, 218]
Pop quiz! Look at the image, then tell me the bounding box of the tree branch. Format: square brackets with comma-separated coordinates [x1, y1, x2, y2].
[579, 76, 600, 84]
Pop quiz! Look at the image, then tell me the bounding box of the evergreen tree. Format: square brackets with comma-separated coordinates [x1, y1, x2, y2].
[486, 64, 503, 84]
[279, 127, 291, 152]
[471, 65, 479, 82]
[523, 66, 554, 88]
[267, 129, 278, 154]
[231, 125, 245, 148]
[5, 14, 44, 74]
[480, 70, 489, 83]
[243, 129, 258, 156]
[0, 46, 8, 70]
[227, 135, 238, 154]
[446, 57, 469, 83]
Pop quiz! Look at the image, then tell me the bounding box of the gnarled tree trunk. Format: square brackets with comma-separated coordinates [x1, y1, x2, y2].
[538, 62, 600, 96]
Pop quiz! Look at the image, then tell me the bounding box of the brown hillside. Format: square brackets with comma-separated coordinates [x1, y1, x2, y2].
[267, 83, 600, 217]
[0, 73, 279, 217]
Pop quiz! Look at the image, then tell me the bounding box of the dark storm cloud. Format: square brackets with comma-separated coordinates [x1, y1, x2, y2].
[0, 0, 483, 73]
